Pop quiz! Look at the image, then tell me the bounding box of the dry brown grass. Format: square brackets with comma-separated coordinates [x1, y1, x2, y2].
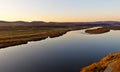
[0, 23, 92, 48]
[85, 27, 110, 34]
[112, 59, 120, 72]
[81, 52, 120, 72]
[0, 28, 70, 48]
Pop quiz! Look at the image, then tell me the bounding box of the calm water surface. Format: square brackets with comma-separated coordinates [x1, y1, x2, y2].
[0, 29, 120, 72]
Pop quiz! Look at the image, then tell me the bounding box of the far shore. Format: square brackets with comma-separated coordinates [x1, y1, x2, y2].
[0, 21, 120, 49]
[0, 22, 93, 48]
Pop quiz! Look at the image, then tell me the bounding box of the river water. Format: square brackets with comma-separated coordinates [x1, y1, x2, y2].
[0, 29, 120, 72]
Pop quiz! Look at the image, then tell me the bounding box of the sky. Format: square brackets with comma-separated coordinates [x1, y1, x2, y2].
[0, 0, 120, 22]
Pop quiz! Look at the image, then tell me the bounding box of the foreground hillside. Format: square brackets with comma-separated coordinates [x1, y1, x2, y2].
[81, 52, 120, 72]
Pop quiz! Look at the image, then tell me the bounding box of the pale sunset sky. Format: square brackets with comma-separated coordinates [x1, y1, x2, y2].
[0, 0, 120, 22]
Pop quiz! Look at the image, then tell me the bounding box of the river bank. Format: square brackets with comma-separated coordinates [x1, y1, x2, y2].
[0, 23, 92, 48]
[81, 52, 120, 72]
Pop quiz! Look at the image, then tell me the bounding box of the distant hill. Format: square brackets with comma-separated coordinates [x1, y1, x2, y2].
[0, 21, 120, 27]
[0, 21, 46, 24]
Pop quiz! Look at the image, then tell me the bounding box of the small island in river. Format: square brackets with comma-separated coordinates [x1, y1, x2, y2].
[85, 27, 110, 34]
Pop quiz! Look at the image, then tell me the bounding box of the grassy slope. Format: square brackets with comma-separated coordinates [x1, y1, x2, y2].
[81, 52, 120, 72]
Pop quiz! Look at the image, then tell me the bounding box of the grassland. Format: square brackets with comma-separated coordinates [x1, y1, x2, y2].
[0, 21, 120, 48]
[0, 27, 69, 48]
[0, 22, 91, 48]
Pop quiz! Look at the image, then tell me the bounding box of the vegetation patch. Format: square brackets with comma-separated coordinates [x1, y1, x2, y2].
[85, 27, 110, 34]
[0, 23, 91, 48]
[81, 52, 120, 72]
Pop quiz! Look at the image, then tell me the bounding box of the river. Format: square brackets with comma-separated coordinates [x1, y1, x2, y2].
[0, 28, 120, 72]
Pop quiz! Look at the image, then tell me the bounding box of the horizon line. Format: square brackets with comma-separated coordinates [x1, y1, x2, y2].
[0, 20, 120, 23]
